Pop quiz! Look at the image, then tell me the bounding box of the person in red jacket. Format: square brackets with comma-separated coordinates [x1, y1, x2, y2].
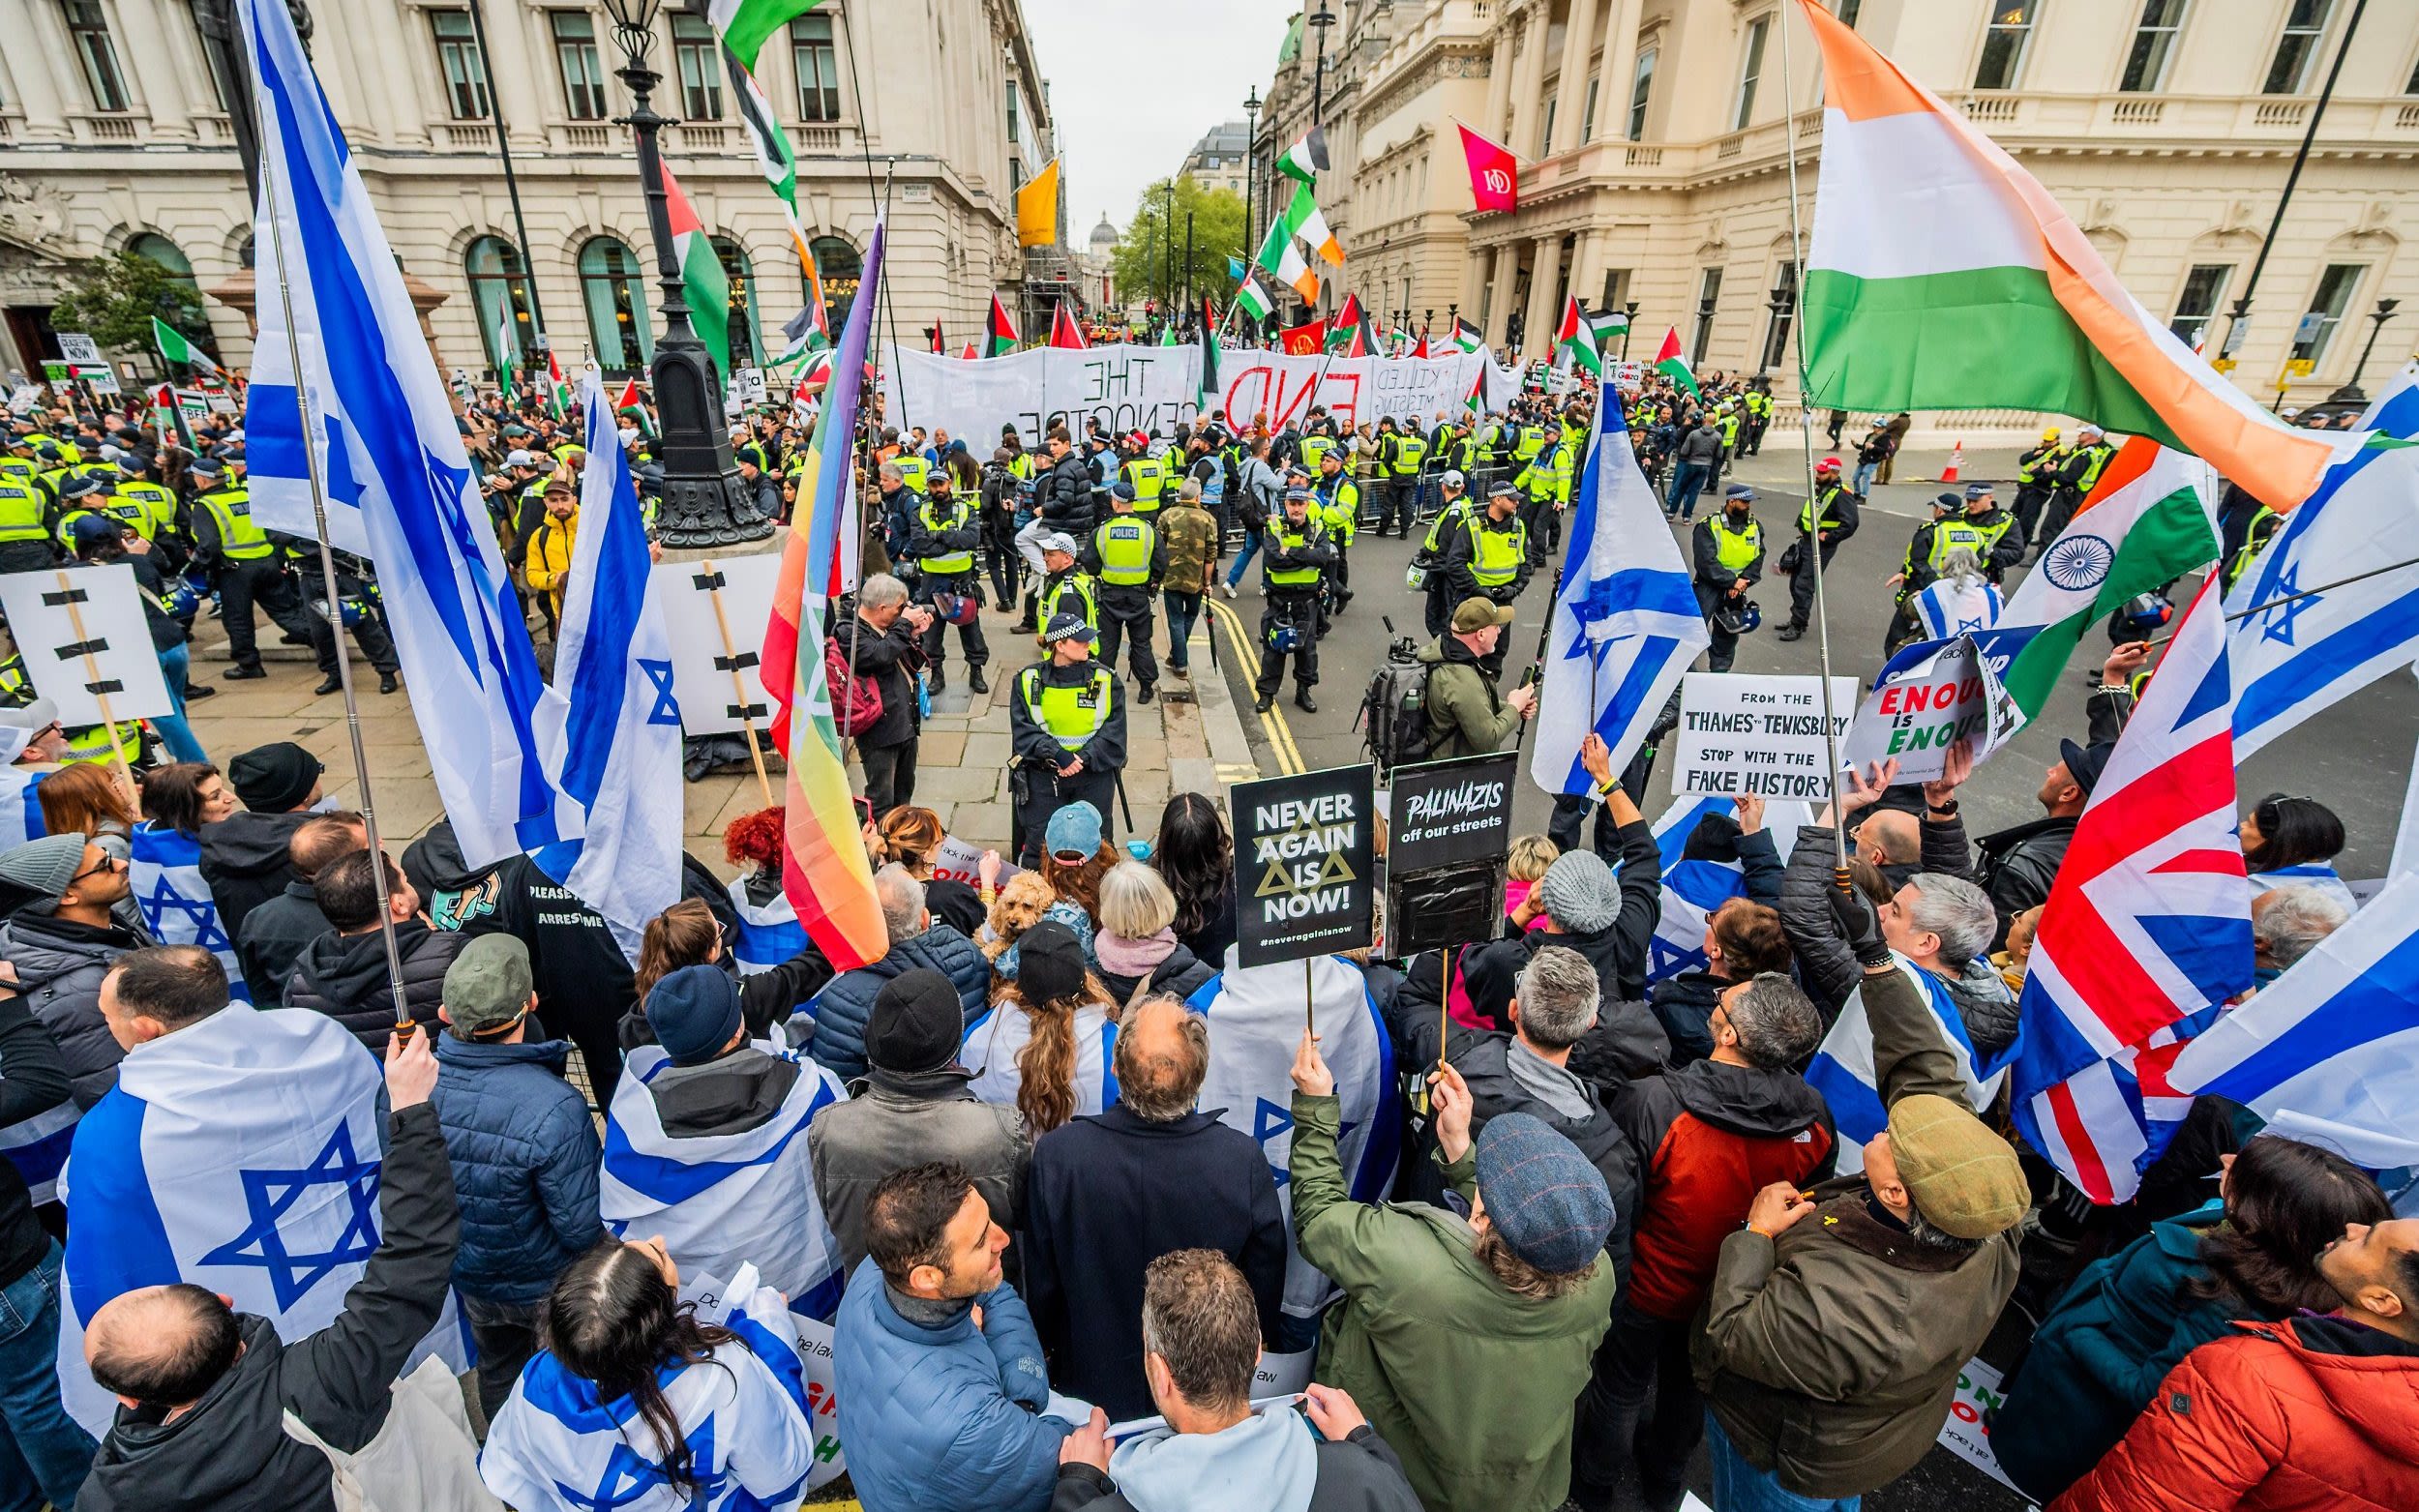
[1568, 972, 1835, 1512]
[2053, 1214, 2419, 1512]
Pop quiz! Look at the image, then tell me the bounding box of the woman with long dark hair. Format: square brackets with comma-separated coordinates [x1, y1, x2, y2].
[2239, 792, 2356, 910]
[1991, 1134, 2392, 1503]
[480, 1237, 819, 1509]
[1150, 792, 1236, 965]
[136, 761, 238, 839]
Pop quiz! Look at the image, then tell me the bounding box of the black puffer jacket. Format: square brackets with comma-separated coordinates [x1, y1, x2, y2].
[0, 911, 150, 1106]
[1777, 818, 1972, 1020]
[196, 810, 314, 940]
[1042, 451, 1097, 536]
[282, 921, 465, 1052]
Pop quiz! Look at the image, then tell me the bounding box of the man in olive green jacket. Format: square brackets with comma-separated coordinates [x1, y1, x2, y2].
[1691, 883, 2029, 1503]
[1289, 1031, 1617, 1512]
[1419, 597, 1538, 759]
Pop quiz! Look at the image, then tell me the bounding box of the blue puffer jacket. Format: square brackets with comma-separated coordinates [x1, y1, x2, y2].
[831, 1259, 1069, 1512]
[807, 925, 991, 1083]
[428, 1034, 604, 1305]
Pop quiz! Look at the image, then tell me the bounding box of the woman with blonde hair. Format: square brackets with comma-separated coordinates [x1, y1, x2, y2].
[1091, 860, 1216, 1002]
[874, 804, 985, 934]
[963, 920, 1117, 1135]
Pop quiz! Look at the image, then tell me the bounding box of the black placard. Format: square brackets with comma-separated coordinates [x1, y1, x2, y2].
[1387, 751, 1519, 875]
[1230, 763, 1376, 969]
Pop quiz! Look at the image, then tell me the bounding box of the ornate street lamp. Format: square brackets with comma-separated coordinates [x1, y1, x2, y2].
[2332, 297, 2402, 402]
[1309, 7, 1338, 126]
[598, 0, 767, 546]
[1621, 299, 1639, 360]
[1242, 86, 1262, 269]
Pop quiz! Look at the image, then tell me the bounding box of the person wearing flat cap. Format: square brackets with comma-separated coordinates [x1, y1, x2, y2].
[1288, 1033, 1618, 1512]
[1417, 596, 1537, 762]
[1008, 613, 1126, 867]
[1690, 882, 2027, 1507]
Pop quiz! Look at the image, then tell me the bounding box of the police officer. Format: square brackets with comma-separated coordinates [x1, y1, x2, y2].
[1082, 482, 1165, 702]
[1888, 491, 1990, 654]
[1008, 613, 1127, 866]
[1031, 531, 1100, 648]
[1118, 431, 1168, 518]
[2037, 422, 2115, 552]
[1384, 414, 1429, 539]
[2012, 427, 2064, 544]
[106, 454, 183, 548]
[1742, 383, 1773, 456]
[1958, 481, 2026, 584]
[1777, 456, 1862, 643]
[907, 469, 990, 696]
[1254, 486, 1335, 714]
[1310, 450, 1359, 613]
[1439, 480, 1533, 676]
[1693, 484, 1766, 673]
[1514, 420, 1573, 558]
[0, 456, 54, 574]
[190, 456, 343, 690]
[1416, 469, 1475, 637]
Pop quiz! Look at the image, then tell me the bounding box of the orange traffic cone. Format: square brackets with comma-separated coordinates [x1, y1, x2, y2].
[1940, 439, 1964, 485]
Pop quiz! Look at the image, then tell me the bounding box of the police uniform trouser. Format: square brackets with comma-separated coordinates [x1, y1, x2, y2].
[1696, 583, 1740, 674]
[1521, 496, 1560, 558]
[1786, 537, 1839, 630]
[1012, 763, 1117, 869]
[219, 557, 339, 673]
[2013, 483, 2053, 546]
[0, 541, 55, 576]
[916, 572, 990, 672]
[1094, 583, 1156, 690]
[1424, 577, 1453, 637]
[1256, 590, 1321, 697]
[983, 513, 1023, 604]
[1390, 477, 1420, 536]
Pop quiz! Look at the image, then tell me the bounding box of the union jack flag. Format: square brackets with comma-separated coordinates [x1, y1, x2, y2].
[2011, 573, 2254, 1203]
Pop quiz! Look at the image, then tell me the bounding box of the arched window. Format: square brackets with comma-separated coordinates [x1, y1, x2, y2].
[128, 232, 218, 362]
[463, 236, 534, 377]
[579, 236, 654, 373]
[809, 235, 859, 332]
[711, 235, 763, 368]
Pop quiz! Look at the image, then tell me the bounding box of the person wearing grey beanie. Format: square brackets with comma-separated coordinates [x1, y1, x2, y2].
[0, 831, 151, 1106]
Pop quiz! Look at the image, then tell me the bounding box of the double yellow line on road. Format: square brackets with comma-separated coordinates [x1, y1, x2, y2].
[1207, 597, 1306, 775]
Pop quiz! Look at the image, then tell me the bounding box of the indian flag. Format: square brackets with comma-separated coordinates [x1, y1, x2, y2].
[151, 316, 220, 376]
[1236, 274, 1274, 322]
[662, 163, 733, 381]
[1555, 297, 1603, 375]
[1797, 0, 2350, 511]
[1653, 327, 1700, 400]
[1961, 437, 2221, 720]
[707, 0, 820, 72]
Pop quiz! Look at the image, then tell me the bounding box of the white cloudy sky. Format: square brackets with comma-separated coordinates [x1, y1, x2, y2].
[1021, 0, 1303, 234]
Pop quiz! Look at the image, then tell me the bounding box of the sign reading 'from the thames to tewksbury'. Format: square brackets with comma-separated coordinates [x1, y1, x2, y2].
[1671, 672, 1861, 802]
[1231, 764, 1376, 969]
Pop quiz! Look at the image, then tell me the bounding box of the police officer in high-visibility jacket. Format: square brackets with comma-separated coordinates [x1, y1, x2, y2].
[1008, 613, 1128, 866]
[1514, 421, 1574, 558]
[1777, 456, 1862, 643]
[1385, 416, 1429, 539]
[1439, 480, 1533, 676]
[1310, 450, 1359, 614]
[1886, 491, 1991, 655]
[1416, 470, 1476, 637]
[0, 464, 55, 574]
[1958, 481, 2027, 584]
[906, 468, 990, 696]
[2037, 422, 2115, 553]
[1080, 482, 1166, 702]
[1118, 431, 1168, 519]
[1692, 485, 1766, 673]
[105, 456, 183, 550]
[1255, 486, 1336, 715]
[189, 456, 343, 689]
[2012, 427, 2064, 544]
[1030, 531, 1101, 649]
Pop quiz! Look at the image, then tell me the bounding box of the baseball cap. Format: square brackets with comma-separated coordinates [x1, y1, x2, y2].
[1442, 469, 1466, 489]
[2058, 738, 2116, 797]
[1815, 456, 1842, 474]
[1451, 596, 1515, 632]
[442, 934, 535, 1037]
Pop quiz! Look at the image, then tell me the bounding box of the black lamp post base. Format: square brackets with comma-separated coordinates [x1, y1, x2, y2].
[656, 473, 771, 548]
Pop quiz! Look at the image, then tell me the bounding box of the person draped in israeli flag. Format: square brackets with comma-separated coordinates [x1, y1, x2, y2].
[963, 920, 1120, 1126]
[1806, 946, 2016, 1176]
[482, 1254, 829, 1512]
[238, 0, 561, 873]
[128, 822, 249, 1002]
[0, 726, 47, 849]
[603, 966, 851, 1322]
[53, 964, 463, 1434]
[1188, 953, 1398, 1331]
[1628, 794, 1812, 989]
[526, 376, 687, 955]
[1908, 548, 2004, 641]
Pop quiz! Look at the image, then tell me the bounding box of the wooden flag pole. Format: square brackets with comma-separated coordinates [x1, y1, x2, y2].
[700, 557, 778, 811]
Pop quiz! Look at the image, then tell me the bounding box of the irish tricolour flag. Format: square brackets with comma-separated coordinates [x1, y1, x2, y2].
[1796, 0, 2353, 511]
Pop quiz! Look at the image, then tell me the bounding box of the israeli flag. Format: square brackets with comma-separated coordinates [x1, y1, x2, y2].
[601, 1045, 851, 1322]
[1189, 955, 1399, 1320]
[526, 377, 686, 950]
[0, 1104, 75, 1207]
[129, 822, 250, 1003]
[963, 1000, 1120, 1122]
[52, 1004, 463, 1433]
[2170, 870, 2419, 1170]
[2228, 364, 2419, 758]
[1627, 796, 1812, 986]
[0, 754, 45, 849]
[1910, 577, 2003, 642]
[482, 1263, 826, 1512]
[729, 876, 808, 976]
[2249, 863, 2360, 914]
[1530, 403, 1709, 795]
[238, 0, 560, 870]
[1804, 956, 2012, 1175]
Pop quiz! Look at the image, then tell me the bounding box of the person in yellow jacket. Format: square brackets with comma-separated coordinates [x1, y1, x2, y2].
[1514, 421, 1575, 559]
[523, 479, 580, 627]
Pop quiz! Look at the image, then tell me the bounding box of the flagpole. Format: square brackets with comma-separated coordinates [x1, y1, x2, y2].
[1777, 5, 1850, 871]
[256, 145, 417, 1034]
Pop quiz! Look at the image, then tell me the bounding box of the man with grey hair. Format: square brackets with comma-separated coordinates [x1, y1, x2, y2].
[1020, 995, 1286, 1419]
[2253, 884, 2349, 983]
[831, 573, 929, 817]
[802, 863, 988, 1083]
[1387, 944, 1642, 1281]
[1870, 869, 2019, 1060]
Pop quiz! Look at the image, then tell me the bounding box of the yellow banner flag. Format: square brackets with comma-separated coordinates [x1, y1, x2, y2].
[1017, 158, 1060, 248]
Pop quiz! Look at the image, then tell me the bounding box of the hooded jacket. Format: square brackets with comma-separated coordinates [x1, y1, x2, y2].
[807, 924, 991, 1083]
[233, 879, 331, 1006]
[281, 920, 465, 1052]
[78, 1102, 459, 1512]
[0, 910, 151, 1106]
[1609, 1058, 1836, 1321]
[1049, 1410, 1425, 1512]
[429, 1033, 603, 1306]
[810, 1064, 1031, 1275]
[196, 810, 314, 940]
[2050, 1314, 2419, 1512]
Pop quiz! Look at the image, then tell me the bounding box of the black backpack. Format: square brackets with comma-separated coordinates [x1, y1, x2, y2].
[1359, 628, 1434, 775]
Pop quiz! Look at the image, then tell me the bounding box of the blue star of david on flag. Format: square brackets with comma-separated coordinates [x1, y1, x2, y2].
[556, 1419, 724, 1509]
[2257, 563, 2316, 646]
[198, 1122, 381, 1311]
[1252, 1096, 1355, 1189]
[638, 658, 682, 726]
[137, 875, 232, 954]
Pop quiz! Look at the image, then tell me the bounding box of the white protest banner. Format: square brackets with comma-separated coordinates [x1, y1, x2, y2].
[1213, 351, 1485, 434]
[881, 343, 1205, 449]
[681, 1270, 848, 1494]
[0, 564, 175, 725]
[1935, 1357, 2019, 1493]
[932, 832, 1022, 889]
[1840, 637, 2020, 782]
[651, 552, 781, 737]
[7, 385, 41, 416]
[1670, 672, 1859, 803]
[55, 333, 102, 364]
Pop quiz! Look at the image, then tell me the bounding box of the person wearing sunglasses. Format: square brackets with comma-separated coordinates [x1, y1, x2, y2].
[0, 830, 146, 1111]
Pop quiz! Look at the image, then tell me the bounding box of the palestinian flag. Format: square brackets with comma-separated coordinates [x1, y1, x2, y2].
[150, 384, 198, 451]
[1591, 307, 1629, 344]
[1159, 322, 1180, 348]
[1452, 316, 1484, 354]
[707, 0, 820, 72]
[1236, 274, 1274, 323]
[929, 322, 946, 353]
[1050, 302, 1089, 350]
[151, 316, 221, 376]
[614, 376, 653, 436]
[983, 293, 1019, 357]
[723, 44, 815, 276]
[1796, 0, 2343, 511]
[492, 305, 519, 389]
[1463, 365, 1484, 413]
[662, 163, 733, 381]
[1326, 294, 1365, 353]
[959, 341, 978, 360]
[1413, 328, 1432, 359]
[1653, 327, 1700, 400]
[1555, 297, 1604, 375]
[1275, 125, 1329, 184]
[546, 350, 573, 420]
[1198, 297, 1222, 405]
